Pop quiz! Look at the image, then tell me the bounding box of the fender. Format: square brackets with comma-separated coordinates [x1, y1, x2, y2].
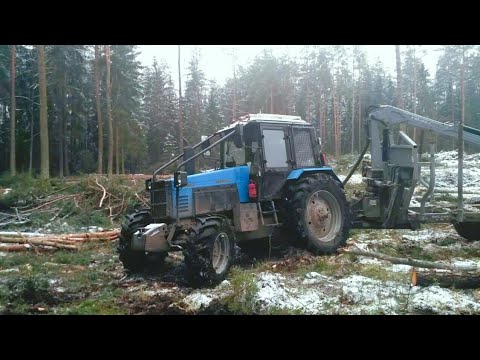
[287, 167, 343, 186]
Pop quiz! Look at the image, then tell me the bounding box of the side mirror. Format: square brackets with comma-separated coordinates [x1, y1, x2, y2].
[233, 124, 243, 148]
[174, 171, 188, 188]
[201, 135, 211, 157]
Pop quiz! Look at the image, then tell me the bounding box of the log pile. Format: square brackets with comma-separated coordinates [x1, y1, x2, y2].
[0, 230, 119, 252]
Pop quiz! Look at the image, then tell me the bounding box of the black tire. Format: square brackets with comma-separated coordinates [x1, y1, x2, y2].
[453, 221, 480, 241]
[184, 217, 235, 287]
[118, 209, 167, 273]
[287, 173, 351, 254]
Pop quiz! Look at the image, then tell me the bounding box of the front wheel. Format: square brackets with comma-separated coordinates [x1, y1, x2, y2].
[184, 217, 235, 287]
[118, 209, 167, 273]
[288, 173, 351, 254]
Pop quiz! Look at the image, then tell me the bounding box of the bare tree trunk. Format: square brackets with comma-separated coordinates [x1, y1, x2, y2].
[95, 45, 103, 174]
[29, 87, 34, 174]
[458, 46, 465, 220]
[1, 104, 7, 168]
[333, 93, 341, 158]
[351, 54, 355, 154]
[37, 45, 50, 180]
[63, 96, 69, 177]
[10, 45, 16, 176]
[395, 45, 404, 109]
[177, 45, 184, 152]
[412, 45, 418, 143]
[450, 74, 455, 151]
[358, 93, 362, 153]
[58, 72, 65, 178]
[395, 45, 405, 133]
[105, 45, 114, 178]
[121, 141, 125, 174]
[233, 62, 237, 120]
[270, 85, 274, 113]
[115, 123, 120, 175]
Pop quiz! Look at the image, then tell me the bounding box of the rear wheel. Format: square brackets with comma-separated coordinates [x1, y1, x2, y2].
[184, 217, 235, 287]
[453, 221, 480, 241]
[118, 209, 167, 273]
[288, 173, 351, 254]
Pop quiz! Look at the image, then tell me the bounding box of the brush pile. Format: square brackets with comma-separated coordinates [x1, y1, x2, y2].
[0, 175, 151, 228]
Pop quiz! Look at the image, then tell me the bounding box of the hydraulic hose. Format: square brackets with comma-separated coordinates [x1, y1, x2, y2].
[342, 140, 370, 186]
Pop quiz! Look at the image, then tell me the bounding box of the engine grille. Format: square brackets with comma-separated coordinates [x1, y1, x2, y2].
[150, 180, 169, 219]
[293, 128, 315, 167]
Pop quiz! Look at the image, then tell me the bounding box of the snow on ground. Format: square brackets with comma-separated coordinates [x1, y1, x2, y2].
[338, 174, 364, 185]
[254, 272, 339, 314]
[418, 150, 480, 202]
[409, 286, 480, 314]
[194, 270, 480, 315]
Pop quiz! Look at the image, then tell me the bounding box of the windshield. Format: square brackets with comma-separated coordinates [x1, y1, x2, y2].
[224, 139, 245, 167]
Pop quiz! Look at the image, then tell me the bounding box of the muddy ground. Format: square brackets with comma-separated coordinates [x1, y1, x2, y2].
[1, 151, 479, 315]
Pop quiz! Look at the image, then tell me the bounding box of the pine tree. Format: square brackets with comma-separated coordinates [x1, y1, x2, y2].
[10, 45, 16, 176]
[95, 45, 103, 174]
[183, 48, 206, 145]
[37, 45, 49, 179]
[105, 45, 114, 178]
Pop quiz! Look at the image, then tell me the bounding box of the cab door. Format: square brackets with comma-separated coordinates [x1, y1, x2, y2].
[260, 125, 293, 200]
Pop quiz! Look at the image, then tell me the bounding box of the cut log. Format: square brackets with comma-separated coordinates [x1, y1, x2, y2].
[411, 269, 480, 289]
[339, 246, 479, 272]
[0, 245, 29, 252]
[0, 237, 78, 250]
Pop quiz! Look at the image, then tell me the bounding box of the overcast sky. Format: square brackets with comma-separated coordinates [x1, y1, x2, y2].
[137, 45, 441, 86]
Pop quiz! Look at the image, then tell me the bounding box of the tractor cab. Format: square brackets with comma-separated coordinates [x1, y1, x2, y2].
[203, 113, 329, 201]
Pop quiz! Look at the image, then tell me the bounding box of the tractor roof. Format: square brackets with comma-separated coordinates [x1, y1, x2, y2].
[215, 113, 310, 134]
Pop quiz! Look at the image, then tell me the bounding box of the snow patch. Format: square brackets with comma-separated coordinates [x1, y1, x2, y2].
[450, 258, 480, 268]
[338, 275, 410, 314]
[302, 272, 330, 285]
[338, 174, 364, 185]
[183, 293, 215, 311]
[409, 286, 480, 314]
[254, 272, 337, 314]
[403, 229, 448, 243]
[357, 257, 385, 266]
[390, 264, 412, 273]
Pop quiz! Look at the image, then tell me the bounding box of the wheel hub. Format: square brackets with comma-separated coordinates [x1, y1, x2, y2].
[305, 190, 342, 243]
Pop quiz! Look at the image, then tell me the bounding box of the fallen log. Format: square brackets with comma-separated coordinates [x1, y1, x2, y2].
[0, 237, 79, 250]
[1, 237, 80, 245]
[339, 246, 479, 272]
[68, 235, 118, 242]
[0, 230, 118, 240]
[62, 231, 119, 239]
[0, 231, 48, 238]
[411, 269, 480, 289]
[0, 245, 30, 252]
[0, 235, 117, 245]
[0, 244, 55, 252]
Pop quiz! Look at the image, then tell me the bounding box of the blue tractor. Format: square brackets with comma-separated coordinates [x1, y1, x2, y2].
[118, 113, 351, 285]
